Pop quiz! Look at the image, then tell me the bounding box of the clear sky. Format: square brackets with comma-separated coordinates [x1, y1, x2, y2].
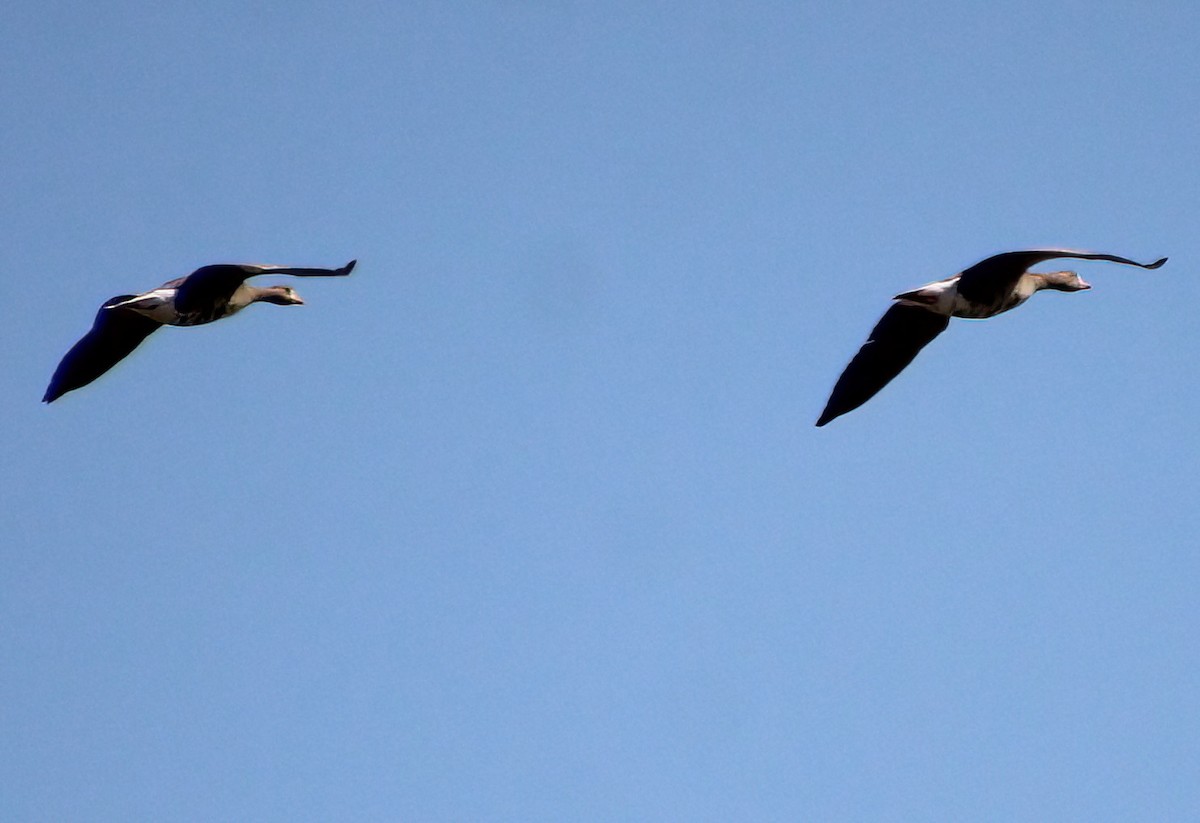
[2, 1, 1198, 820]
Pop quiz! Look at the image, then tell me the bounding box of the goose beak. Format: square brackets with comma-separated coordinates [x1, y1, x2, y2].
[1079, 279, 1092, 290]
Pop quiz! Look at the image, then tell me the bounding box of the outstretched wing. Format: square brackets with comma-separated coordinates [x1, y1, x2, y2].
[43, 296, 163, 402]
[173, 260, 356, 315]
[246, 259, 357, 278]
[816, 304, 950, 427]
[956, 249, 1167, 306]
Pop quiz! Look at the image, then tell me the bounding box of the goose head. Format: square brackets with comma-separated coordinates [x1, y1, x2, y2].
[256, 285, 305, 306]
[1037, 270, 1091, 292]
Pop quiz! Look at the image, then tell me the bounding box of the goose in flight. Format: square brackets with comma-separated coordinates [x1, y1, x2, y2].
[816, 250, 1167, 427]
[43, 259, 356, 403]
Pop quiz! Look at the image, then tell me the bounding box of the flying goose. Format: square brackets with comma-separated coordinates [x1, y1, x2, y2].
[816, 250, 1167, 427]
[43, 259, 356, 403]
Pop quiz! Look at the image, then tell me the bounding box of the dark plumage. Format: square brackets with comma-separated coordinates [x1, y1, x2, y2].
[43, 297, 163, 403]
[816, 249, 1167, 427]
[44, 259, 355, 403]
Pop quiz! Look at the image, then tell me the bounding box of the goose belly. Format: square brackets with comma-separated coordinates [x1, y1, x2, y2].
[172, 303, 236, 326]
[119, 290, 233, 326]
[950, 291, 1028, 319]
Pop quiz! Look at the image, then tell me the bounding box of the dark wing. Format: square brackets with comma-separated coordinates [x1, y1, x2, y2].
[173, 260, 356, 315]
[248, 259, 357, 278]
[172, 265, 257, 315]
[956, 249, 1167, 306]
[43, 296, 163, 403]
[816, 304, 950, 426]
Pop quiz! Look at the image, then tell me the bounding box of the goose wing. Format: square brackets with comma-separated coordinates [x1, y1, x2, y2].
[43, 296, 163, 402]
[245, 259, 356, 278]
[172, 265, 257, 315]
[173, 260, 355, 315]
[956, 249, 1167, 306]
[817, 304, 950, 427]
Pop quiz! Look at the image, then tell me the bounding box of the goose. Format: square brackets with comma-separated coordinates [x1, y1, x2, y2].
[816, 250, 1167, 427]
[43, 259, 356, 403]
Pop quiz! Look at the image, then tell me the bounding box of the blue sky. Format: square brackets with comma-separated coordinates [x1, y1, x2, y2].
[2, 1, 1198, 820]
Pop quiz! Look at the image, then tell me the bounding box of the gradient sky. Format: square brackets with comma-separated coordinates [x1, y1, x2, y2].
[3, 2, 1199, 820]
